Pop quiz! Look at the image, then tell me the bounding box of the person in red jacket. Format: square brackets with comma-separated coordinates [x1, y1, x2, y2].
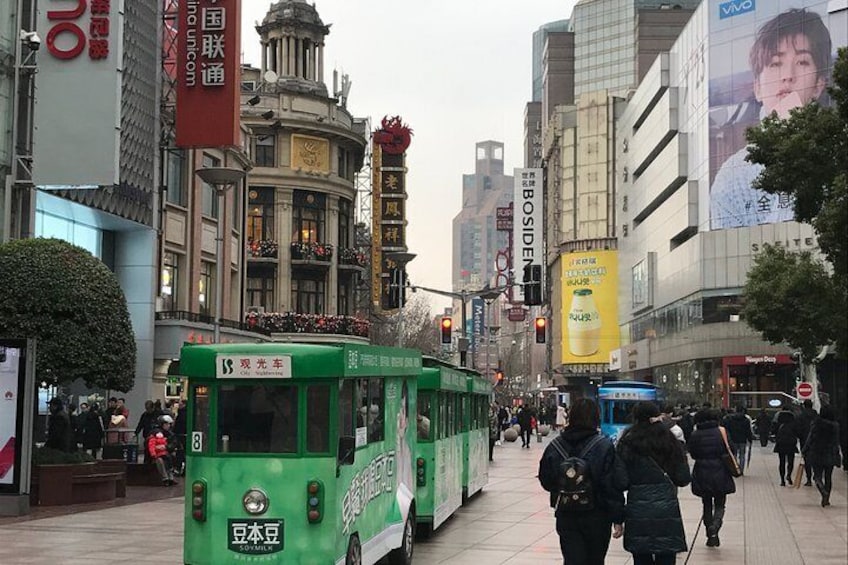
[148, 415, 177, 486]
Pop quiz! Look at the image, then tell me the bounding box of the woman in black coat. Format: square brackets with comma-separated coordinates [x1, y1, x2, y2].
[802, 405, 842, 507]
[773, 406, 799, 486]
[687, 409, 736, 547]
[616, 402, 691, 565]
[80, 403, 105, 458]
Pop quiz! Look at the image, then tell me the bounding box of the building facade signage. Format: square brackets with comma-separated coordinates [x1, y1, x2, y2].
[372, 117, 412, 311]
[470, 298, 484, 361]
[176, 0, 242, 147]
[512, 168, 543, 302]
[708, 0, 846, 230]
[33, 0, 123, 188]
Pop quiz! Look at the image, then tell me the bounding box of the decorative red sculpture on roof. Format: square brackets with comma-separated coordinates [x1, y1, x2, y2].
[373, 115, 413, 154]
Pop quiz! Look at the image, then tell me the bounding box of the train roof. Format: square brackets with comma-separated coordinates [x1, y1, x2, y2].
[179, 342, 421, 380]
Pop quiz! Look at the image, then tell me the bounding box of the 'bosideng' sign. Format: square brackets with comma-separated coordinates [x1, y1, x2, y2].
[176, 0, 242, 147]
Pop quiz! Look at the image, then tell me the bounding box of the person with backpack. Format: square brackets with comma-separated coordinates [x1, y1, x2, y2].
[724, 404, 754, 475]
[616, 401, 691, 565]
[538, 398, 624, 565]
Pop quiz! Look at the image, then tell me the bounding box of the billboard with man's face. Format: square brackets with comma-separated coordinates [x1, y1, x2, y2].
[708, 0, 847, 230]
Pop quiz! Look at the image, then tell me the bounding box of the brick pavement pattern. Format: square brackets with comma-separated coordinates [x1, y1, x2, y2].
[0, 435, 844, 564]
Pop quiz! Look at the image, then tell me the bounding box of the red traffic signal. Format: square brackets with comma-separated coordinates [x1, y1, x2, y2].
[535, 317, 547, 344]
[440, 317, 453, 344]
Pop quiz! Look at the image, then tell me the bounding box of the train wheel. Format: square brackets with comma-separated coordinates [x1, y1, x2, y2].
[345, 534, 361, 565]
[388, 511, 415, 565]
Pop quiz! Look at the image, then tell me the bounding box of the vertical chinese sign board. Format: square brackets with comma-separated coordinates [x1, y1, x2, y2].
[176, 0, 242, 147]
[33, 0, 123, 188]
[371, 116, 413, 312]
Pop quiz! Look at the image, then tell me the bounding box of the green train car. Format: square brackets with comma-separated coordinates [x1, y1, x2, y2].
[179, 342, 491, 565]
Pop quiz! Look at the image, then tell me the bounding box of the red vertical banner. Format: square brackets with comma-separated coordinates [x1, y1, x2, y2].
[176, 0, 242, 147]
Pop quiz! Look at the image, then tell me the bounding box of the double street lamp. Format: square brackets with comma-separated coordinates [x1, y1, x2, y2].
[411, 282, 508, 368]
[194, 166, 246, 344]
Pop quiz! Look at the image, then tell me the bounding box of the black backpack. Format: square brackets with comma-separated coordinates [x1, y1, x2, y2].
[550, 434, 604, 511]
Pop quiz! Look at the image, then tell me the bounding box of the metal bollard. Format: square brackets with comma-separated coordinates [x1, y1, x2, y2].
[536, 430, 542, 443]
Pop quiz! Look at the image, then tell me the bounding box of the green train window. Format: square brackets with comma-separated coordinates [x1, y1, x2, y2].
[306, 385, 330, 453]
[217, 385, 298, 453]
[417, 392, 432, 441]
[191, 385, 210, 453]
[339, 380, 355, 438]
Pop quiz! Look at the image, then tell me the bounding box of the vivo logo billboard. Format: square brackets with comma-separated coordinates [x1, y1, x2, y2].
[719, 0, 755, 19]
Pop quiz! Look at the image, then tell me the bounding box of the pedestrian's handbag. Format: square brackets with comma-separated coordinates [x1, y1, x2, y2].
[718, 426, 742, 478]
[793, 462, 804, 489]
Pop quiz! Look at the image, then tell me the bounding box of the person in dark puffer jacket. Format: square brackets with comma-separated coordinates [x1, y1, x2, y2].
[616, 402, 691, 565]
[802, 404, 842, 507]
[538, 398, 625, 565]
[687, 409, 736, 548]
[773, 405, 799, 486]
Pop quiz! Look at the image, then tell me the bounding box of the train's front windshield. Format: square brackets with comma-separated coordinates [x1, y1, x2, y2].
[608, 400, 634, 425]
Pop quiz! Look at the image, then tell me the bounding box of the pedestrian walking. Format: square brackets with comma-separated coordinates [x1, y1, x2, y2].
[687, 408, 736, 547]
[538, 398, 624, 565]
[518, 404, 534, 448]
[755, 409, 771, 447]
[488, 403, 500, 462]
[774, 404, 799, 486]
[724, 405, 754, 474]
[616, 401, 691, 565]
[802, 404, 842, 507]
[795, 399, 817, 486]
[80, 403, 105, 459]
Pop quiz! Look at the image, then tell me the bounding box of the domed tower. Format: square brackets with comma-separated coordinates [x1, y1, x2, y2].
[256, 0, 330, 96]
[241, 1, 368, 336]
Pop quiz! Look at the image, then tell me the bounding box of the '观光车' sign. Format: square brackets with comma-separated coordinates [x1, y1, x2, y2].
[176, 0, 242, 147]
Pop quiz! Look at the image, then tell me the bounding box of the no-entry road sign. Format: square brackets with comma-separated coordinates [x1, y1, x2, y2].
[797, 382, 814, 399]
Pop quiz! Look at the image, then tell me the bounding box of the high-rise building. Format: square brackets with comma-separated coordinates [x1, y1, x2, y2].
[572, 0, 701, 97]
[615, 0, 847, 409]
[535, 0, 698, 396]
[532, 20, 570, 103]
[452, 141, 513, 293]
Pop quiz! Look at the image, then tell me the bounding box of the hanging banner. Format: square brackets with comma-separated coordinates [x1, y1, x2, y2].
[176, 0, 242, 147]
[513, 168, 543, 302]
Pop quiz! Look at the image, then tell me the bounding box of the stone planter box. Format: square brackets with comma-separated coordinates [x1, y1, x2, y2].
[30, 461, 126, 506]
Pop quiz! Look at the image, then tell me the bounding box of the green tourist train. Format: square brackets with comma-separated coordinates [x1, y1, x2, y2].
[179, 342, 491, 565]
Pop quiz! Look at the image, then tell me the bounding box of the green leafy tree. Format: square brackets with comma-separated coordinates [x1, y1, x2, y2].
[744, 47, 848, 357]
[0, 238, 136, 390]
[742, 245, 843, 360]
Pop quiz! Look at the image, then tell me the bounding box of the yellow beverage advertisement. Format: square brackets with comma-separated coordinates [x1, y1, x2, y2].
[561, 250, 619, 364]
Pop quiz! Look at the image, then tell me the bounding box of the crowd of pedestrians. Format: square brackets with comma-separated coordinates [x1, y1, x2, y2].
[44, 396, 188, 487]
[538, 397, 843, 564]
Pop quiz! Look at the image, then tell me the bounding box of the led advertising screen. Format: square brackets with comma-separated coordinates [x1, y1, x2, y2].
[708, 0, 847, 229]
[561, 250, 620, 365]
[0, 342, 26, 492]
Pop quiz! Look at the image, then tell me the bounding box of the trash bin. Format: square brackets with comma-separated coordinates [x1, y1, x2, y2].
[122, 443, 138, 463]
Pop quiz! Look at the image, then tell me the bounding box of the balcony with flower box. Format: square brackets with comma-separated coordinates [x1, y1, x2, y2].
[290, 241, 333, 270]
[247, 239, 279, 263]
[338, 247, 368, 273]
[244, 311, 370, 341]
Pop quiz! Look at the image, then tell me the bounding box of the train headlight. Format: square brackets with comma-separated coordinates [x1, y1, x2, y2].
[243, 488, 269, 515]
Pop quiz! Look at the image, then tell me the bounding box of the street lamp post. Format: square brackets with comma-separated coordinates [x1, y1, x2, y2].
[385, 251, 416, 348]
[194, 166, 246, 344]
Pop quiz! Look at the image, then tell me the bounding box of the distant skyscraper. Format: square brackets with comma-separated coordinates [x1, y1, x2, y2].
[573, 0, 702, 97]
[452, 141, 513, 292]
[532, 19, 570, 102]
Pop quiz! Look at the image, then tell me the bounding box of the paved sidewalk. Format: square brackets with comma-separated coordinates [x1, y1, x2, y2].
[0, 435, 844, 564]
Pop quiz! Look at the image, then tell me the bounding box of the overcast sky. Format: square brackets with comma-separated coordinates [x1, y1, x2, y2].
[241, 1, 578, 311]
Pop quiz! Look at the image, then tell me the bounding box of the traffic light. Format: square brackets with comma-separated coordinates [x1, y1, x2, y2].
[535, 317, 547, 344]
[440, 317, 453, 344]
[523, 264, 542, 306]
[495, 369, 504, 385]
